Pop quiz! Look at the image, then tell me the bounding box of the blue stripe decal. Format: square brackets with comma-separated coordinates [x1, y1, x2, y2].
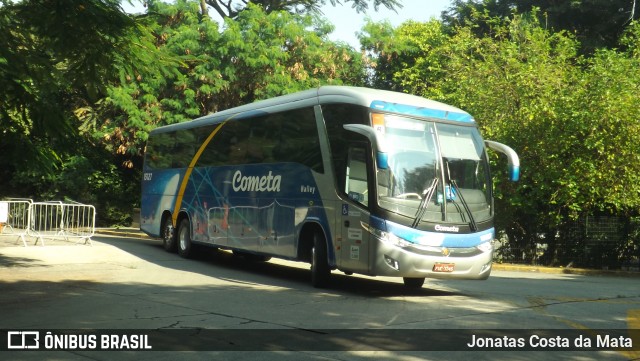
[373, 215, 492, 248]
[370, 100, 474, 123]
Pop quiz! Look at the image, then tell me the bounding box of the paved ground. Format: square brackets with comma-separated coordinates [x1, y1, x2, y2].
[0, 229, 638, 361]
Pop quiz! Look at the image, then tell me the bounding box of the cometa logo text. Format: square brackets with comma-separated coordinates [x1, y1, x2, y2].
[232, 170, 282, 192]
[435, 225, 460, 233]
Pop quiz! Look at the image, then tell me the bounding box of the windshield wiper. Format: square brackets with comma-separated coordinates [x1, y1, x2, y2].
[450, 180, 478, 232]
[411, 177, 439, 229]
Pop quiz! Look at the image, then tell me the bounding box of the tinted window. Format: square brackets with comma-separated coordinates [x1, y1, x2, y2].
[346, 145, 369, 207]
[145, 125, 216, 169]
[320, 104, 369, 195]
[146, 107, 323, 172]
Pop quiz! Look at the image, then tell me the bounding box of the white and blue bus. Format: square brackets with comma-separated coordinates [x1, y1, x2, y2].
[140, 86, 519, 288]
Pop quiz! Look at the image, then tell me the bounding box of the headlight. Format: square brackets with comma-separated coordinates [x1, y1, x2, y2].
[365, 224, 412, 248]
[476, 241, 493, 253]
[384, 231, 412, 248]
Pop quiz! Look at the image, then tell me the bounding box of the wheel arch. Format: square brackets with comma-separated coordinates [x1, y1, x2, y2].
[160, 210, 173, 236]
[176, 210, 192, 234]
[297, 221, 334, 267]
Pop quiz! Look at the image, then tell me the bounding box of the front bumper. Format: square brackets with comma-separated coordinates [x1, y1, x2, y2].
[371, 239, 493, 280]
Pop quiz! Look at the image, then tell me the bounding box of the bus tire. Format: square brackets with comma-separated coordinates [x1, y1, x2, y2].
[162, 217, 177, 253]
[403, 277, 425, 288]
[310, 232, 330, 288]
[177, 218, 193, 258]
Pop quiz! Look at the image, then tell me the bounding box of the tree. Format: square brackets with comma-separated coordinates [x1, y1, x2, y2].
[0, 0, 174, 226]
[566, 22, 640, 216]
[0, 0, 164, 194]
[359, 19, 449, 92]
[202, 0, 402, 19]
[442, 0, 639, 52]
[93, 1, 367, 169]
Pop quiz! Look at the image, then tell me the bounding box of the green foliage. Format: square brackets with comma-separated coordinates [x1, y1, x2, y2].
[442, 0, 639, 53]
[0, 0, 166, 189]
[0, 0, 169, 224]
[52, 153, 140, 226]
[97, 1, 366, 165]
[359, 19, 450, 92]
[8, 141, 141, 226]
[569, 25, 640, 214]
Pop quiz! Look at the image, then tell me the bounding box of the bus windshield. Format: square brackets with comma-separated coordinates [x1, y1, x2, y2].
[376, 115, 492, 225]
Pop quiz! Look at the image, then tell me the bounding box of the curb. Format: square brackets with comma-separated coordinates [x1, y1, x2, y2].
[95, 228, 151, 240]
[491, 263, 640, 278]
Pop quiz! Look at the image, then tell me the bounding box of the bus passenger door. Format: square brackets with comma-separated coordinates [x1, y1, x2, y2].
[339, 145, 371, 273]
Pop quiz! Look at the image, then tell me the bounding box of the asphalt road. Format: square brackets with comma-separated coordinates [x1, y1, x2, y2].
[0, 233, 638, 361]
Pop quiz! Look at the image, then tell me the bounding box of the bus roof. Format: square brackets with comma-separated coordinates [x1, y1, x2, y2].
[150, 86, 474, 134]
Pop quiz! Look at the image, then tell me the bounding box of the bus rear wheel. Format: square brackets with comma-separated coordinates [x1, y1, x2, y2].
[162, 218, 177, 253]
[310, 232, 330, 288]
[403, 277, 425, 288]
[177, 218, 193, 258]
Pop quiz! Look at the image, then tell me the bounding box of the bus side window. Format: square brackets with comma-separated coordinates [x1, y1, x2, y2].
[346, 145, 369, 207]
[321, 103, 370, 199]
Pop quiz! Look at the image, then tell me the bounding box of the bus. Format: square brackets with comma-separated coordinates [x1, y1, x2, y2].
[140, 86, 519, 288]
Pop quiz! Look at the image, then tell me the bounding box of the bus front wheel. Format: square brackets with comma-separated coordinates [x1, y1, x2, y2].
[177, 218, 193, 258]
[403, 277, 425, 288]
[310, 232, 330, 288]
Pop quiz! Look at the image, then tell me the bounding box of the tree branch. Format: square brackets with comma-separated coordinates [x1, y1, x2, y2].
[204, 0, 401, 19]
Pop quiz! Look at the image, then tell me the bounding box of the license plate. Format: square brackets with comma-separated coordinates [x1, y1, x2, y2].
[433, 263, 455, 272]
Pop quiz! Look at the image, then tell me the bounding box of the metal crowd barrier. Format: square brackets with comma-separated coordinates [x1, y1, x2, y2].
[0, 199, 95, 246]
[0, 198, 33, 246]
[29, 201, 96, 246]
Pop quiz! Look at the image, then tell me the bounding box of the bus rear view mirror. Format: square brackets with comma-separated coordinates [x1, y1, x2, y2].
[343, 124, 389, 170]
[485, 140, 520, 181]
